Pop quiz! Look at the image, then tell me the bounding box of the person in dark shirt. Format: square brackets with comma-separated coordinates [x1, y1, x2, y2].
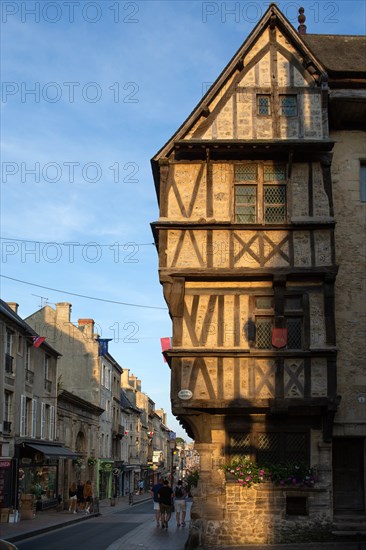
[151, 477, 164, 527]
[76, 480, 85, 513]
[158, 479, 173, 529]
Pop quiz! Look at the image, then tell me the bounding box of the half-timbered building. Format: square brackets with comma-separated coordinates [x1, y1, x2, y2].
[152, 4, 366, 545]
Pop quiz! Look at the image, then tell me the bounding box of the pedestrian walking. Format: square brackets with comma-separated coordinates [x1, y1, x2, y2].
[138, 479, 144, 494]
[151, 477, 164, 527]
[68, 482, 77, 514]
[158, 479, 173, 530]
[76, 480, 85, 513]
[173, 479, 187, 527]
[83, 480, 93, 513]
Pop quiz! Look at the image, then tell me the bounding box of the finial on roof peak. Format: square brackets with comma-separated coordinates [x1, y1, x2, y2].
[298, 7, 307, 35]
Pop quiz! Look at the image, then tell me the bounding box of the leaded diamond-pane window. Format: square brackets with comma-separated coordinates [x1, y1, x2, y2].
[286, 433, 306, 462]
[235, 164, 257, 181]
[264, 185, 286, 223]
[234, 163, 287, 224]
[257, 433, 281, 463]
[229, 433, 251, 461]
[286, 318, 302, 349]
[264, 165, 286, 181]
[227, 431, 309, 464]
[280, 95, 297, 116]
[257, 94, 271, 115]
[235, 185, 256, 223]
[256, 318, 273, 349]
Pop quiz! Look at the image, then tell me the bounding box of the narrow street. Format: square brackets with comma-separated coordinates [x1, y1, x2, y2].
[14, 500, 191, 550]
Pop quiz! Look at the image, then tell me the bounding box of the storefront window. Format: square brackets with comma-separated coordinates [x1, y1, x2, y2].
[18, 462, 57, 502]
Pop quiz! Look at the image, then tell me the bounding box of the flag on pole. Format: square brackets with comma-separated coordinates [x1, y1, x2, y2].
[32, 336, 46, 348]
[160, 337, 172, 362]
[97, 338, 112, 356]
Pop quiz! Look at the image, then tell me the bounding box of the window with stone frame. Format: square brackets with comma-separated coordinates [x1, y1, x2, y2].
[228, 430, 309, 464]
[252, 295, 303, 350]
[234, 163, 287, 224]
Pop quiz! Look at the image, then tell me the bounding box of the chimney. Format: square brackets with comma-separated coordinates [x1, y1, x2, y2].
[121, 369, 130, 387]
[298, 7, 307, 34]
[78, 318, 95, 340]
[7, 302, 19, 314]
[56, 302, 72, 323]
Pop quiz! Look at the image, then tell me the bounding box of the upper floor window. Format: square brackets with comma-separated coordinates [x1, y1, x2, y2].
[44, 355, 49, 380]
[6, 330, 13, 356]
[228, 430, 308, 464]
[280, 95, 297, 117]
[257, 94, 271, 116]
[234, 163, 287, 224]
[253, 295, 303, 350]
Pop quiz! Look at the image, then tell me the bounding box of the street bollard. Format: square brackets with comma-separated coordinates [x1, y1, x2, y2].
[128, 492, 134, 506]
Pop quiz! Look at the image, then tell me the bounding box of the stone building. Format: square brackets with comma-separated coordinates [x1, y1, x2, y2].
[151, 4, 365, 545]
[26, 303, 123, 500]
[0, 300, 76, 511]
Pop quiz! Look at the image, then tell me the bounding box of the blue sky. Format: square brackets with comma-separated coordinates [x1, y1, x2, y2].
[1, 0, 365, 440]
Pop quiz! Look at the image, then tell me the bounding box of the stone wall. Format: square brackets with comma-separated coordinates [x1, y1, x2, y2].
[193, 481, 332, 547]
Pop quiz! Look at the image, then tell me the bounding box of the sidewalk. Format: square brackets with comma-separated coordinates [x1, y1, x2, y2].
[0, 492, 151, 543]
[2, 497, 364, 550]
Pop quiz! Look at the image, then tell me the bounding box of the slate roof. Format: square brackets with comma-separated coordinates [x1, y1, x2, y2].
[302, 34, 366, 74]
[120, 388, 140, 413]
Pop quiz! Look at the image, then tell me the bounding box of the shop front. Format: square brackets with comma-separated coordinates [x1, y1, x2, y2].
[16, 441, 77, 510]
[120, 464, 134, 496]
[98, 460, 113, 499]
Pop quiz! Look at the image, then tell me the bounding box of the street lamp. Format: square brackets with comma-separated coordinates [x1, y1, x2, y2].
[168, 438, 176, 486]
[180, 450, 185, 479]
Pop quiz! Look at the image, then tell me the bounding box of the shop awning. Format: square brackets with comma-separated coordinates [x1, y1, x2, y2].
[25, 443, 78, 459]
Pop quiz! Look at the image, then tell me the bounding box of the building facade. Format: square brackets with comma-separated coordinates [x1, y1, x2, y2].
[26, 303, 123, 500]
[0, 300, 77, 512]
[152, 4, 365, 545]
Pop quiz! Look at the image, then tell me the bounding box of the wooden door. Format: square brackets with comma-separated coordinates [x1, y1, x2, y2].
[333, 437, 365, 512]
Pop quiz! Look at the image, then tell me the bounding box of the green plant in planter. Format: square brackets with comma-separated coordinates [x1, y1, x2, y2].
[223, 459, 269, 487]
[223, 459, 317, 488]
[269, 462, 316, 487]
[87, 457, 97, 467]
[72, 457, 84, 468]
[185, 469, 200, 490]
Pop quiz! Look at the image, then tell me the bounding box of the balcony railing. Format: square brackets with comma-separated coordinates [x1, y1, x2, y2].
[25, 369, 34, 384]
[3, 421, 11, 433]
[5, 354, 14, 374]
[44, 379, 52, 392]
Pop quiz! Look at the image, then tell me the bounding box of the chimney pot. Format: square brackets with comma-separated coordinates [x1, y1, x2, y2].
[7, 302, 19, 314]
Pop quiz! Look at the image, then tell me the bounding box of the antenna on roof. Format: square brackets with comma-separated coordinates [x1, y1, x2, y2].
[32, 294, 49, 308]
[298, 7, 307, 35]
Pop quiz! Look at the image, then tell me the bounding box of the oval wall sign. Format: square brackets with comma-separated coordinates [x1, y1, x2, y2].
[178, 389, 193, 400]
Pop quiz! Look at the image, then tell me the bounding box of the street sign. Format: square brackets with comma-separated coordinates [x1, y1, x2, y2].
[178, 389, 193, 400]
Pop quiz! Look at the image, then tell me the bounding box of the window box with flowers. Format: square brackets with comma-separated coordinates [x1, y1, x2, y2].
[223, 459, 317, 489]
[87, 458, 97, 467]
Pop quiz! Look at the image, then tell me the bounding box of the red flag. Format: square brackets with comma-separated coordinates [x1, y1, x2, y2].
[160, 337, 171, 362]
[272, 328, 288, 348]
[32, 336, 46, 348]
